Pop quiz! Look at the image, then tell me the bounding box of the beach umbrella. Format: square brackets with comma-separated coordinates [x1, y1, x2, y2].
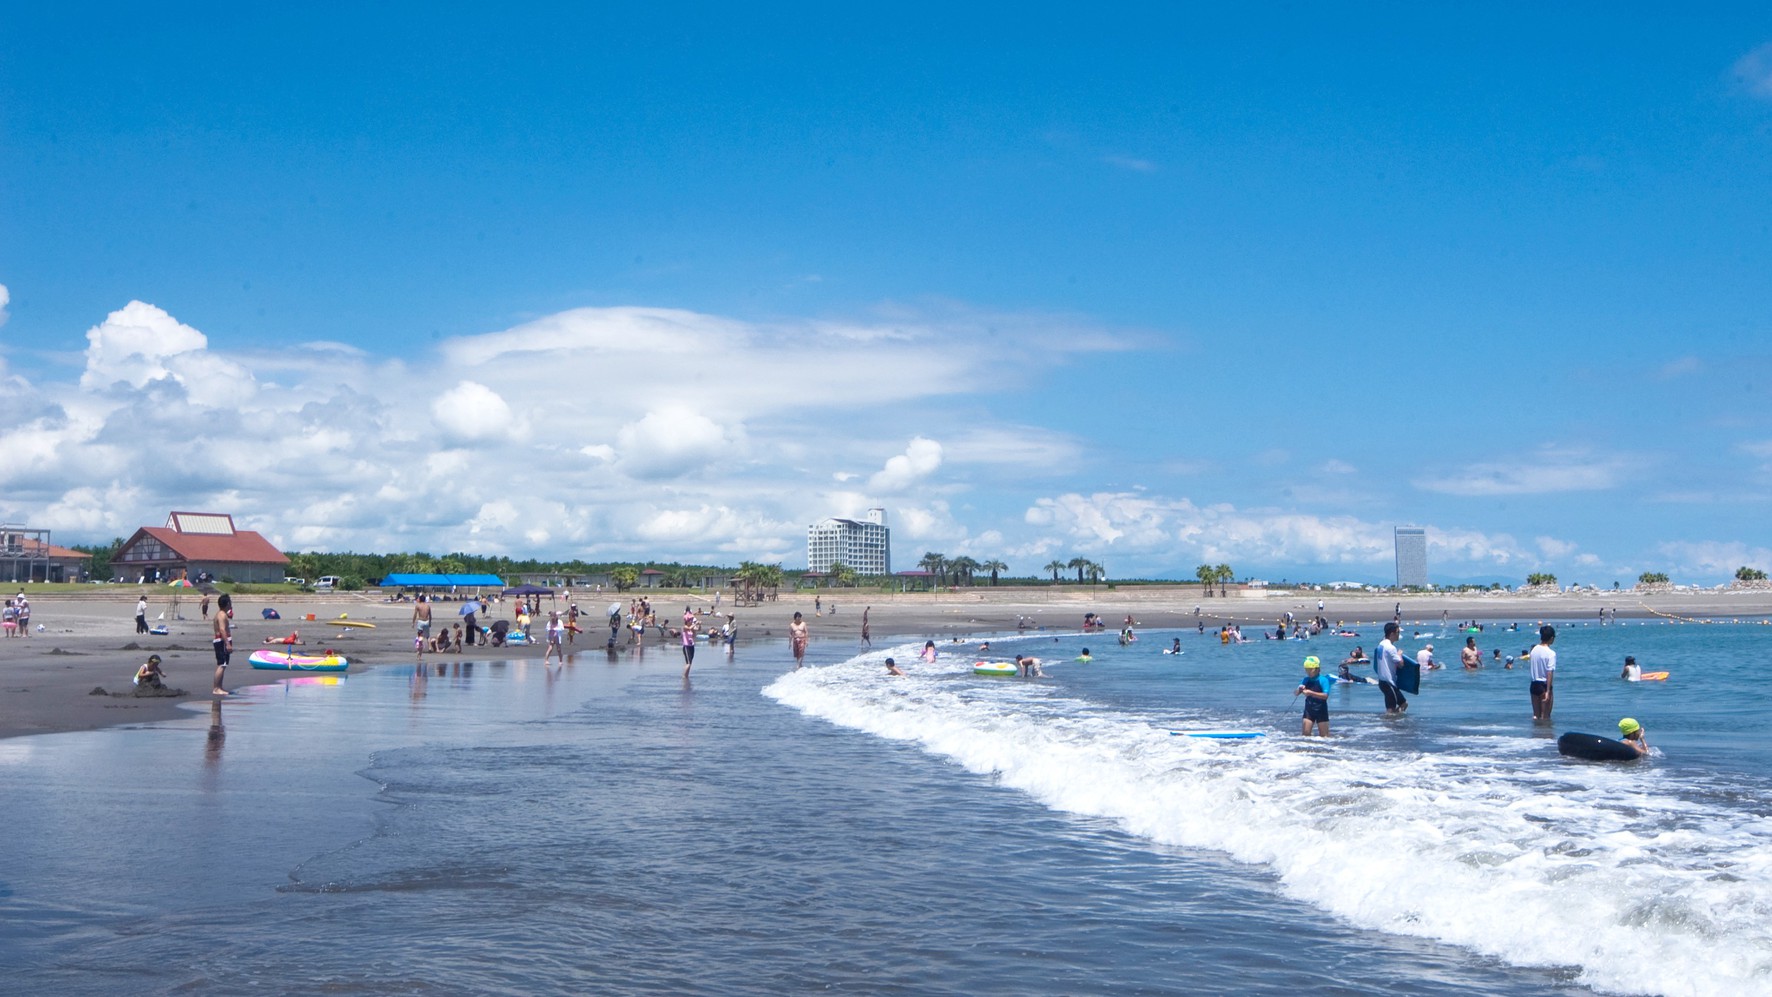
[502, 583, 555, 596]
[458, 601, 479, 616]
[607, 602, 622, 617]
[167, 578, 194, 587]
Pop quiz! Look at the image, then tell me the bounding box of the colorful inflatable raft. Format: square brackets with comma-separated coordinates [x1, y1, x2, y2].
[248, 650, 349, 671]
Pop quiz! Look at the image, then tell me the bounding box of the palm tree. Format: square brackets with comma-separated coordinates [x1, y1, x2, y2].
[919, 552, 947, 586]
[981, 559, 1008, 586]
[756, 562, 785, 600]
[1195, 564, 1216, 596]
[1068, 557, 1090, 584]
[1214, 563, 1233, 597]
[1045, 560, 1067, 583]
[1086, 561, 1105, 586]
[950, 556, 981, 586]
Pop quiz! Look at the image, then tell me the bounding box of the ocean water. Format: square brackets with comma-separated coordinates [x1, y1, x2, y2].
[0, 621, 1766, 995]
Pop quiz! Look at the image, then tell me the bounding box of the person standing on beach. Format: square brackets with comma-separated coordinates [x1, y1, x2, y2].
[211, 593, 233, 696]
[680, 607, 697, 676]
[1374, 622, 1408, 714]
[136, 594, 149, 634]
[789, 611, 809, 669]
[1529, 625, 1557, 721]
[861, 606, 872, 647]
[543, 611, 566, 666]
[463, 598, 480, 647]
[200, 592, 210, 620]
[413, 595, 432, 658]
[13, 592, 27, 637]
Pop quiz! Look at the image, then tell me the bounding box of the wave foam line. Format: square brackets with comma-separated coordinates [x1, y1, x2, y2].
[765, 650, 1772, 997]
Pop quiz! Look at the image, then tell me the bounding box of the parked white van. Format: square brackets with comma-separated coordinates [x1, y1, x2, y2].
[315, 576, 341, 591]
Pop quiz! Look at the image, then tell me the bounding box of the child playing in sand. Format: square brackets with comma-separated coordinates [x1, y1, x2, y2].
[134, 654, 167, 690]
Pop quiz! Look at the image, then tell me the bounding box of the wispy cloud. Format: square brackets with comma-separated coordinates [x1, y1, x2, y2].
[1734, 42, 1772, 100]
[1022, 490, 1541, 573]
[1102, 154, 1158, 173]
[1412, 447, 1632, 496]
[1656, 540, 1772, 577]
[1656, 356, 1703, 379]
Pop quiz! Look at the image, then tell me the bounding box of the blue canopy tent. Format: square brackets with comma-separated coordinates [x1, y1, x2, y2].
[378, 573, 505, 589]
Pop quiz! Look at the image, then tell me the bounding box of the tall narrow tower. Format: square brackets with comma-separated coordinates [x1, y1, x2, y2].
[1394, 527, 1428, 588]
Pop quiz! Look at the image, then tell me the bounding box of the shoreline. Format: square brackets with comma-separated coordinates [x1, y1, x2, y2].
[3, 585, 1768, 742]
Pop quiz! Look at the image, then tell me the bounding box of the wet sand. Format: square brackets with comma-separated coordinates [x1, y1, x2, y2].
[3, 585, 1767, 740]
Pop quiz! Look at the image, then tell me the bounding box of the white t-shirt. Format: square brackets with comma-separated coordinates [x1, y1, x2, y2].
[1374, 639, 1403, 683]
[1417, 648, 1435, 669]
[1529, 644, 1556, 682]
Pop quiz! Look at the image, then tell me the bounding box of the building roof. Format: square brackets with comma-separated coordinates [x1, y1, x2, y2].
[127, 526, 289, 565]
[15, 540, 91, 561]
[167, 511, 238, 535]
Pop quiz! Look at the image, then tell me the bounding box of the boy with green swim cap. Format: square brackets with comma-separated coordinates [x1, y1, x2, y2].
[1618, 717, 1649, 757]
[1297, 656, 1331, 737]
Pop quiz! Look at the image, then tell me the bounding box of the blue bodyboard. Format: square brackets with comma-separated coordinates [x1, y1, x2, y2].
[1397, 655, 1422, 695]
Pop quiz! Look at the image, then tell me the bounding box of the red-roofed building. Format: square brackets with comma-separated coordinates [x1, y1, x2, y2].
[112, 512, 289, 584]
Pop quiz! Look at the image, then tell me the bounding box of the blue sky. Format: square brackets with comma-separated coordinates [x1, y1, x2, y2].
[3, 4, 1771, 583]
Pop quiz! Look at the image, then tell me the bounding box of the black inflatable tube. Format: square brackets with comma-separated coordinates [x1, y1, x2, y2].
[1557, 732, 1641, 762]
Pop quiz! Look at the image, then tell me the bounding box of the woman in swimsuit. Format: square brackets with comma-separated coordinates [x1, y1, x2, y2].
[789, 611, 809, 669]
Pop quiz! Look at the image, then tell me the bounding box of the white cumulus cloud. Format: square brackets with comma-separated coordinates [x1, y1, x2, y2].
[869, 437, 943, 492]
[431, 381, 519, 444]
[615, 408, 735, 480]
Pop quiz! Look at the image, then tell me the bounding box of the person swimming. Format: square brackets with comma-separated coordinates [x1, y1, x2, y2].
[1621, 655, 1641, 682]
[1618, 717, 1649, 756]
[1076, 647, 1092, 663]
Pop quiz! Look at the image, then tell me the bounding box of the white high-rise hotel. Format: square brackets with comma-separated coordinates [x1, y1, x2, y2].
[807, 509, 891, 576]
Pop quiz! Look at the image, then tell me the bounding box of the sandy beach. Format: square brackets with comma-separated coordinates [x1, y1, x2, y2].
[3, 584, 1769, 741]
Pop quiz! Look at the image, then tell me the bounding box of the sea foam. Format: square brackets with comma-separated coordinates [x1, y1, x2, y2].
[765, 644, 1772, 997]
